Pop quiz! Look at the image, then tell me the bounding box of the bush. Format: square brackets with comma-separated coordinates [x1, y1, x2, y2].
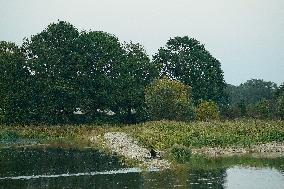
[145, 77, 194, 121]
[169, 144, 192, 163]
[195, 100, 219, 121]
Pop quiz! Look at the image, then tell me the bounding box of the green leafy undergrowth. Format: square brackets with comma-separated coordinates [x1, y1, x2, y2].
[125, 119, 284, 150]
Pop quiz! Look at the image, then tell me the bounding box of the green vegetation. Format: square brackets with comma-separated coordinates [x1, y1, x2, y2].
[223, 79, 283, 120]
[1, 21, 283, 124]
[127, 120, 284, 149]
[153, 36, 227, 105]
[0, 120, 283, 165]
[167, 144, 192, 164]
[0, 20, 230, 125]
[0, 21, 158, 124]
[1, 120, 283, 149]
[145, 77, 194, 121]
[195, 100, 219, 121]
[0, 20, 284, 166]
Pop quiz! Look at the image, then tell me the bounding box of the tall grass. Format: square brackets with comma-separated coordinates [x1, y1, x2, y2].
[125, 119, 284, 150]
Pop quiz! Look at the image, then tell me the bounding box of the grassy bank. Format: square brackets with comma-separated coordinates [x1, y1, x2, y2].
[1, 119, 284, 167]
[126, 119, 284, 150]
[1, 119, 284, 150]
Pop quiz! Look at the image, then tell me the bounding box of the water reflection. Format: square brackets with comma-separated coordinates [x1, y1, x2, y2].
[0, 148, 284, 189]
[0, 148, 123, 177]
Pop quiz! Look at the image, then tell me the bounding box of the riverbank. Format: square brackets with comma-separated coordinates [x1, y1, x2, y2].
[1, 119, 284, 167]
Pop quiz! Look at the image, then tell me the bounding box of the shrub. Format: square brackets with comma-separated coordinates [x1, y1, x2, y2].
[145, 77, 194, 121]
[169, 144, 192, 163]
[195, 100, 219, 121]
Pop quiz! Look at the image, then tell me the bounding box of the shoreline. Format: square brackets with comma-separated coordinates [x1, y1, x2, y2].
[89, 131, 284, 169]
[191, 142, 284, 158]
[1, 120, 284, 167]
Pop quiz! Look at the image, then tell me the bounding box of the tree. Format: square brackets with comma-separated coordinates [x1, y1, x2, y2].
[23, 21, 158, 123]
[114, 42, 159, 123]
[23, 21, 80, 123]
[75, 31, 125, 121]
[225, 80, 278, 119]
[0, 41, 30, 123]
[153, 36, 227, 105]
[227, 79, 277, 106]
[145, 77, 194, 121]
[247, 99, 271, 119]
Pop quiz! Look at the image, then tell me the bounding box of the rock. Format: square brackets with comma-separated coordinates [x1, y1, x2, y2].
[101, 132, 170, 170]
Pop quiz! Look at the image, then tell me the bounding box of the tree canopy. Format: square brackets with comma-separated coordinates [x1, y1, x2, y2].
[226, 79, 277, 106]
[153, 36, 227, 105]
[0, 41, 30, 123]
[0, 21, 283, 124]
[2, 21, 159, 123]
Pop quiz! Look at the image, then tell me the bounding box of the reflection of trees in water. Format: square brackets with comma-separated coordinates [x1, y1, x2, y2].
[0, 148, 123, 177]
[1, 148, 284, 189]
[0, 148, 138, 189]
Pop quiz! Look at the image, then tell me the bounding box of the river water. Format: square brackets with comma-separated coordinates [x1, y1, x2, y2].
[0, 148, 283, 188]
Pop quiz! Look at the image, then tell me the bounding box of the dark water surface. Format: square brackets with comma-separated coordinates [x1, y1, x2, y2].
[0, 148, 283, 189]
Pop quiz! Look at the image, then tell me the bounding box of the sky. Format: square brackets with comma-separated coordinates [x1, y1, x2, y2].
[0, 0, 283, 85]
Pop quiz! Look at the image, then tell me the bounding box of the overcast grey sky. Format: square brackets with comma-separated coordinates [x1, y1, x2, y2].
[0, 0, 283, 85]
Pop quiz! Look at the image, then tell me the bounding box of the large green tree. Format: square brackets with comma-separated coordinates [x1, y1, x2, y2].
[75, 31, 125, 119]
[114, 42, 159, 122]
[23, 21, 80, 123]
[0, 41, 31, 123]
[153, 36, 226, 105]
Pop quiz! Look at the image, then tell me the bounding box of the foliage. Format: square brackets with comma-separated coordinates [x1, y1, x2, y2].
[75, 30, 125, 121]
[0, 21, 282, 124]
[168, 144, 192, 163]
[127, 120, 284, 149]
[153, 36, 227, 105]
[112, 42, 159, 123]
[247, 99, 271, 119]
[0, 130, 20, 141]
[23, 21, 80, 123]
[145, 77, 194, 121]
[195, 100, 219, 121]
[219, 105, 241, 120]
[227, 79, 277, 106]
[273, 83, 284, 119]
[276, 93, 284, 120]
[1, 120, 284, 153]
[225, 80, 278, 119]
[0, 41, 31, 123]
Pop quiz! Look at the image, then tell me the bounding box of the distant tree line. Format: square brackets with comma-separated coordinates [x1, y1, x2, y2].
[223, 79, 284, 120]
[0, 21, 283, 124]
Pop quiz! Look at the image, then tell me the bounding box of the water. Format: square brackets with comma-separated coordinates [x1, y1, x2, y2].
[0, 148, 283, 189]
